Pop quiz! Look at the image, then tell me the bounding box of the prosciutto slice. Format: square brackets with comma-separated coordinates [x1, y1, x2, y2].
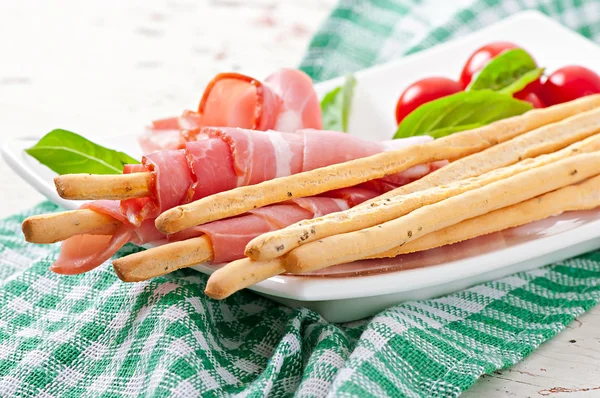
[52, 129, 443, 274]
[124, 127, 436, 225]
[137, 117, 185, 154]
[138, 69, 323, 153]
[53, 187, 377, 274]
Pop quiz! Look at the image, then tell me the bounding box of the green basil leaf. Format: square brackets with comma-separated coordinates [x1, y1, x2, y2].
[320, 73, 357, 132]
[393, 90, 533, 139]
[498, 67, 544, 95]
[467, 48, 544, 94]
[116, 149, 141, 165]
[25, 129, 140, 175]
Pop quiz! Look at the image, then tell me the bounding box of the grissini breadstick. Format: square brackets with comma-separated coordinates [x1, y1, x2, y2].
[205, 173, 600, 300]
[155, 141, 472, 233]
[245, 127, 600, 261]
[54, 172, 152, 200]
[112, 236, 212, 282]
[375, 173, 600, 257]
[204, 258, 285, 300]
[155, 95, 600, 235]
[284, 151, 600, 273]
[356, 105, 600, 205]
[22, 209, 121, 244]
[135, 124, 585, 278]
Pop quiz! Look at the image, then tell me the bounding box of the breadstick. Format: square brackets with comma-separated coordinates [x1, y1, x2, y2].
[54, 172, 152, 200]
[284, 151, 600, 273]
[204, 174, 600, 300]
[112, 235, 213, 282]
[22, 209, 121, 244]
[155, 95, 600, 234]
[204, 257, 285, 300]
[375, 173, 600, 257]
[357, 104, 600, 206]
[246, 128, 600, 261]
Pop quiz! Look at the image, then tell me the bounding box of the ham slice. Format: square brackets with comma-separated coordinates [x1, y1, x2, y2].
[265, 68, 322, 132]
[138, 117, 185, 154]
[168, 192, 375, 263]
[138, 69, 323, 154]
[131, 127, 436, 213]
[120, 149, 194, 226]
[198, 72, 282, 131]
[53, 129, 440, 274]
[50, 200, 134, 275]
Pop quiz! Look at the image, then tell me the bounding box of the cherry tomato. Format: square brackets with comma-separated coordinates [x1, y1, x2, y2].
[517, 78, 543, 97]
[395, 77, 463, 124]
[539, 65, 600, 106]
[459, 41, 519, 88]
[515, 91, 545, 108]
[459, 41, 543, 103]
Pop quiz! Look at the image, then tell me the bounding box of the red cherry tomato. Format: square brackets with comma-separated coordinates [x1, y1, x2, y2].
[395, 77, 463, 124]
[539, 65, 600, 106]
[459, 41, 543, 102]
[517, 78, 543, 97]
[515, 91, 545, 108]
[459, 41, 519, 88]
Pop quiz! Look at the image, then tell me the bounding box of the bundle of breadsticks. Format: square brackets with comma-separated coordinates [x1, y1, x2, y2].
[22, 95, 600, 299]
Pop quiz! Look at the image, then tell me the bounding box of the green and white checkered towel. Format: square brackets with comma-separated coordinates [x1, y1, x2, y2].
[2, 1, 600, 397]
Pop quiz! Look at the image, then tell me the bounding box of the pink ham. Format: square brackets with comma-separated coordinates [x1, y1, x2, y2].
[264, 68, 322, 132]
[184, 138, 238, 201]
[120, 149, 194, 226]
[191, 127, 304, 189]
[168, 192, 376, 263]
[51, 227, 134, 275]
[138, 117, 185, 154]
[198, 72, 281, 131]
[50, 200, 133, 275]
[135, 127, 436, 211]
[138, 69, 322, 154]
[52, 129, 440, 275]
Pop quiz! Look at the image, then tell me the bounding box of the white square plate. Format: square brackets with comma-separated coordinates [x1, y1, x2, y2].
[4, 10, 600, 322]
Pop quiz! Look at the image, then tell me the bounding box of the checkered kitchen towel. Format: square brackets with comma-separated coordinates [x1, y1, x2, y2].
[2, 1, 600, 397]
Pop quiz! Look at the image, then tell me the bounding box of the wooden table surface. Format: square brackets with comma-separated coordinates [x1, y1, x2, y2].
[1, 1, 598, 396]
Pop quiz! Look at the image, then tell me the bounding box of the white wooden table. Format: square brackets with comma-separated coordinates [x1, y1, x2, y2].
[1, 1, 598, 396]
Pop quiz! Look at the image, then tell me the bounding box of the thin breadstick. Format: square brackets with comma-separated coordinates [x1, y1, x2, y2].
[155, 95, 600, 234]
[22, 209, 120, 244]
[112, 235, 213, 282]
[357, 105, 600, 205]
[204, 257, 285, 300]
[375, 173, 600, 257]
[204, 174, 600, 300]
[245, 127, 600, 261]
[54, 172, 152, 200]
[284, 151, 600, 273]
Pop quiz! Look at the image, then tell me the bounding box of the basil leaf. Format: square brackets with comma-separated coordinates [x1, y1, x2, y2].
[393, 90, 533, 139]
[467, 48, 544, 94]
[25, 129, 140, 175]
[116, 150, 140, 165]
[320, 73, 357, 132]
[499, 67, 544, 94]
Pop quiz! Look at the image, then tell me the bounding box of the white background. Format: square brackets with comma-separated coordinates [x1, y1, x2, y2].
[0, 1, 598, 396]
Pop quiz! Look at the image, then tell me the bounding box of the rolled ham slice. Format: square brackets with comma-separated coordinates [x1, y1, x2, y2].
[137, 117, 185, 154]
[124, 127, 438, 225]
[138, 69, 323, 154]
[265, 68, 323, 132]
[168, 193, 367, 263]
[53, 129, 442, 275]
